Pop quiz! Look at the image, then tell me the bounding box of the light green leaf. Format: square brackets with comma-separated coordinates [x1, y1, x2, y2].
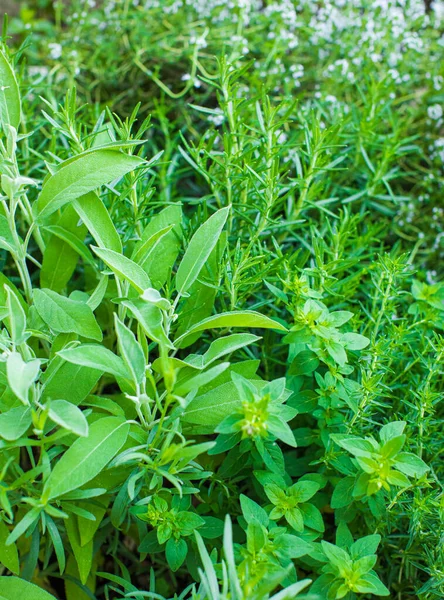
[92, 246, 150, 293]
[165, 537, 188, 572]
[122, 299, 173, 348]
[43, 225, 95, 267]
[175, 206, 229, 294]
[341, 332, 370, 350]
[182, 379, 265, 431]
[175, 362, 230, 396]
[114, 314, 146, 385]
[174, 233, 225, 348]
[6, 352, 40, 405]
[66, 517, 93, 585]
[131, 224, 174, 267]
[133, 204, 183, 288]
[40, 205, 88, 293]
[0, 405, 32, 440]
[43, 416, 129, 499]
[0, 577, 56, 600]
[0, 521, 19, 574]
[0, 50, 21, 129]
[175, 310, 287, 346]
[394, 452, 429, 478]
[185, 333, 260, 369]
[35, 149, 144, 220]
[34, 288, 102, 341]
[73, 192, 122, 253]
[0, 214, 16, 252]
[57, 344, 131, 380]
[48, 400, 89, 437]
[41, 358, 102, 406]
[5, 285, 26, 345]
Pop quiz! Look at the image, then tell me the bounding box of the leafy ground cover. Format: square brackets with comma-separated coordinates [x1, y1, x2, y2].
[0, 0, 443, 598]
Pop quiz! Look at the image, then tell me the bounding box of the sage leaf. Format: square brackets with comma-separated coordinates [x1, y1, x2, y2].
[175, 310, 287, 346]
[0, 577, 56, 600]
[92, 246, 150, 293]
[114, 314, 146, 385]
[43, 416, 130, 499]
[73, 192, 122, 253]
[0, 50, 21, 129]
[48, 400, 89, 437]
[6, 352, 40, 405]
[175, 206, 229, 294]
[0, 405, 32, 440]
[35, 149, 144, 220]
[57, 344, 131, 380]
[34, 288, 102, 341]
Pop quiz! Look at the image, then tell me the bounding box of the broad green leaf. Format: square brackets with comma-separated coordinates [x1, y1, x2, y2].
[43, 416, 129, 499]
[0, 275, 27, 317]
[175, 206, 229, 294]
[73, 192, 122, 253]
[92, 246, 150, 293]
[199, 516, 224, 539]
[288, 350, 319, 376]
[354, 573, 390, 596]
[5, 285, 26, 345]
[48, 400, 89, 437]
[40, 205, 88, 293]
[0, 577, 56, 600]
[57, 344, 131, 380]
[114, 314, 145, 385]
[182, 379, 266, 431]
[122, 299, 173, 348]
[78, 496, 110, 547]
[87, 276, 108, 311]
[34, 289, 102, 341]
[0, 521, 19, 574]
[66, 517, 93, 585]
[134, 204, 182, 288]
[165, 537, 188, 572]
[41, 359, 102, 406]
[350, 535, 381, 559]
[321, 541, 351, 568]
[175, 310, 287, 346]
[341, 332, 370, 350]
[6, 352, 40, 405]
[394, 452, 429, 478]
[65, 554, 96, 600]
[0, 405, 31, 440]
[331, 477, 355, 509]
[43, 225, 95, 266]
[0, 50, 21, 129]
[267, 415, 297, 447]
[379, 421, 406, 443]
[201, 333, 260, 366]
[35, 149, 144, 220]
[174, 362, 230, 396]
[174, 233, 226, 348]
[240, 494, 269, 527]
[0, 214, 16, 252]
[131, 224, 174, 267]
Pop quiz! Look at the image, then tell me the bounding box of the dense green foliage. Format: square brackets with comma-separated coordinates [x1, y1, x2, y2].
[0, 1, 443, 598]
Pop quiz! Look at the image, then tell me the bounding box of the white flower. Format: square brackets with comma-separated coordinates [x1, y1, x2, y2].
[428, 104, 443, 120]
[48, 43, 62, 60]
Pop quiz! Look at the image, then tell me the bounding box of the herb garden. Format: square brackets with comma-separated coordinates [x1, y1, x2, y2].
[0, 1, 443, 599]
